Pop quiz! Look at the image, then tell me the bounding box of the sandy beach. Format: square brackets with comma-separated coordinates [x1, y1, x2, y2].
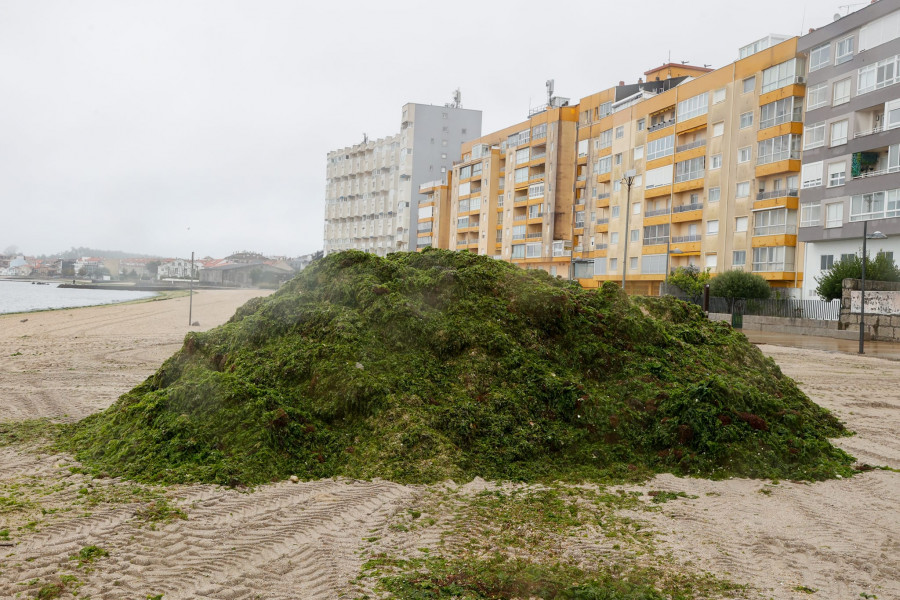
[0, 292, 898, 599]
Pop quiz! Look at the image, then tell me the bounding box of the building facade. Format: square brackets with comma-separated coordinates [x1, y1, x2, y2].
[797, 2, 900, 298]
[324, 103, 482, 256]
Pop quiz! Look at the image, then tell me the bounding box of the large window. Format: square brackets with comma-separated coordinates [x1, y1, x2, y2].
[809, 43, 831, 71]
[831, 120, 849, 147]
[859, 9, 900, 52]
[740, 112, 754, 129]
[596, 156, 612, 175]
[514, 167, 529, 183]
[458, 181, 471, 196]
[803, 123, 826, 149]
[800, 202, 821, 227]
[641, 254, 667, 274]
[743, 76, 756, 93]
[762, 58, 804, 93]
[599, 129, 613, 149]
[858, 54, 900, 94]
[828, 162, 846, 187]
[512, 244, 525, 259]
[753, 246, 795, 272]
[645, 165, 673, 189]
[515, 147, 530, 165]
[835, 36, 854, 64]
[850, 189, 900, 220]
[801, 161, 823, 189]
[733, 250, 747, 267]
[758, 134, 801, 164]
[647, 135, 674, 160]
[826, 202, 844, 228]
[577, 139, 589, 158]
[675, 156, 705, 183]
[736, 181, 750, 198]
[807, 84, 828, 110]
[833, 78, 851, 106]
[677, 92, 709, 121]
[459, 165, 472, 179]
[643, 224, 669, 245]
[760, 97, 802, 129]
[709, 187, 721, 203]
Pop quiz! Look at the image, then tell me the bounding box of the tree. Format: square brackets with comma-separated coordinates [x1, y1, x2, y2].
[709, 269, 771, 311]
[814, 253, 900, 301]
[146, 261, 160, 278]
[664, 265, 711, 300]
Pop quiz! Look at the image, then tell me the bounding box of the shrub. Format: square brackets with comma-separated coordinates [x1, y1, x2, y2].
[665, 266, 711, 300]
[815, 252, 900, 301]
[709, 269, 771, 309]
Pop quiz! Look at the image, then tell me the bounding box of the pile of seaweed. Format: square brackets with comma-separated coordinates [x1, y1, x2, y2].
[62, 250, 853, 486]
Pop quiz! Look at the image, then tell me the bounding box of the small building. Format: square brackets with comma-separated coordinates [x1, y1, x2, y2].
[199, 263, 293, 287]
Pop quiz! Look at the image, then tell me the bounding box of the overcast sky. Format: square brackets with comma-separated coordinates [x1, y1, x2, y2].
[1, 0, 851, 258]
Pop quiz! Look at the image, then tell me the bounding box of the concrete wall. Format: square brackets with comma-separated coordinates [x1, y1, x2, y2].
[708, 312, 861, 339]
[839, 278, 900, 341]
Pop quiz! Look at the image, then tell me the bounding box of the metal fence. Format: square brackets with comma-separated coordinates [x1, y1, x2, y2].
[665, 292, 841, 322]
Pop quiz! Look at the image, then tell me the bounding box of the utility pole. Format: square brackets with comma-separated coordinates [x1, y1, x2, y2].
[621, 169, 636, 291]
[189, 251, 194, 327]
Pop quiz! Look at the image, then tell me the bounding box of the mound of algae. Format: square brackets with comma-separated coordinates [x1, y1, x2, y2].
[62, 250, 853, 486]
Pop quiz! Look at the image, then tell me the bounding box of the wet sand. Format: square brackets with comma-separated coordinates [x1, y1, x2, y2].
[0, 297, 897, 599]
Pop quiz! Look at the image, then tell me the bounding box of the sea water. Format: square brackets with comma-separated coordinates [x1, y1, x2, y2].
[0, 280, 158, 315]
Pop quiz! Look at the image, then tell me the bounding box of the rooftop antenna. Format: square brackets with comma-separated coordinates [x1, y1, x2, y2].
[451, 88, 462, 108]
[546, 79, 554, 105]
[704, 64, 712, 68]
[362, 132, 368, 144]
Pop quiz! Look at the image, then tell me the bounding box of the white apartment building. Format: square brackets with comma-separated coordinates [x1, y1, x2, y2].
[324, 102, 482, 256]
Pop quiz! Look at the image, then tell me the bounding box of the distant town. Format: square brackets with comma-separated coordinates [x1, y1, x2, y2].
[0, 250, 323, 288]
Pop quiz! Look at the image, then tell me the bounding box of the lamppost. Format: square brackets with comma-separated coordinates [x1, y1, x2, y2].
[620, 169, 636, 291]
[859, 221, 887, 354]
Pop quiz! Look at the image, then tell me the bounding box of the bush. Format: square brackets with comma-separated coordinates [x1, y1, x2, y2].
[709, 270, 771, 307]
[815, 253, 900, 301]
[665, 266, 710, 300]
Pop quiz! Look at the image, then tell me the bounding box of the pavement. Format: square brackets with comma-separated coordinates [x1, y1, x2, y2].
[743, 329, 900, 361]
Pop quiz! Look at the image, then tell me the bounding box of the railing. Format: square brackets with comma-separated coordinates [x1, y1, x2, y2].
[853, 165, 900, 179]
[645, 207, 671, 217]
[675, 169, 705, 184]
[530, 172, 546, 181]
[752, 261, 795, 272]
[760, 114, 801, 130]
[648, 118, 675, 132]
[757, 188, 799, 201]
[513, 214, 528, 221]
[761, 75, 804, 94]
[515, 196, 528, 203]
[854, 126, 883, 138]
[512, 233, 527, 240]
[669, 294, 840, 321]
[531, 151, 547, 161]
[597, 192, 610, 200]
[575, 222, 585, 229]
[753, 224, 790, 236]
[595, 243, 608, 249]
[527, 232, 543, 239]
[595, 218, 610, 224]
[672, 234, 701, 243]
[676, 139, 706, 153]
[576, 175, 586, 181]
[757, 150, 801, 165]
[673, 202, 703, 213]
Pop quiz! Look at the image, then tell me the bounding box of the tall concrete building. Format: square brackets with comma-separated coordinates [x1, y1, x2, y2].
[324, 102, 482, 256]
[797, 1, 900, 298]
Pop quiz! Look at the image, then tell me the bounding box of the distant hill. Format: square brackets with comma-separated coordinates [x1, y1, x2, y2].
[39, 247, 162, 260]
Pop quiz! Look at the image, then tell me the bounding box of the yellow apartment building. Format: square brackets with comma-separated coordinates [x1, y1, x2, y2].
[417, 175, 452, 251]
[432, 36, 808, 295]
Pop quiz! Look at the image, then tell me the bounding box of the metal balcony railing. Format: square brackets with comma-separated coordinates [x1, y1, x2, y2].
[756, 188, 799, 201]
[672, 234, 702, 243]
[648, 118, 675, 132]
[675, 139, 706, 153]
[595, 218, 610, 224]
[673, 203, 703, 213]
[644, 207, 671, 217]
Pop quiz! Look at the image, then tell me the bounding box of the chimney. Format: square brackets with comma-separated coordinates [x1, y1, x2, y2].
[619, 80, 624, 86]
[638, 78, 643, 84]
[809, 28, 815, 33]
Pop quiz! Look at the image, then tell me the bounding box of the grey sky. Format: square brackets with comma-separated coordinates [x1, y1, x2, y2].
[1, 0, 848, 258]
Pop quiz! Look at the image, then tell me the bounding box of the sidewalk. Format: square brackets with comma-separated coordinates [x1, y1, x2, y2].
[742, 330, 900, 361]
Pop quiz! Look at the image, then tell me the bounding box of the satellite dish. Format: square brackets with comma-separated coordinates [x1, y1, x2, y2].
[834, 13, 841, 21]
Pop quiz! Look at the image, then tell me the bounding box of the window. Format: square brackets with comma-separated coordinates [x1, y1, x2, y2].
[709, 187, 721, 203]
[515, 147, 530, 165]
[754, 208, 793, 236]
[599, 129, 613, 149]
[833, 78, 851, 106]
[677, 92, 709, 121]
[615, 126, 624, 139]
[611, 232, 619, 244]
[801, 161, 823, 188]
[707, 220, 719, 235]
[637, 118, 645, 131]
[615, 153, 622, 165]
[743, 76, 756, 93]
[713, 122, 724, 137]
[675, 156, 705, 183]
[858, 54, 900, 94]
[645, 165, 673, 189]
[577, 140, 588, 158]
[647, 135, 674, 160]
[609, 258, 618, 271]
[826, 202, 844, 228]
[458, 181, 471, 196]
[827, 162, 846, 187]
[514, 167, 529, 183]
[860, 10, 900, 51]
[711, 154, 722, 169]
[713, 88, 726, 104]
[762, 58, 803, 93]
[736, 181, 750, 198]
[735, 216, 748, 232]
[511, 244, 525, 259]
[807, 83, 828, 111]
[830, 120, 849, 146]
[758, 134, 801, 164]
[733, 250, 746, 267]
[633, 146, 644, 160]
[753, 246, 794, 271]
[850, 191, 889, 221]
[632, 202, 641, 215]
[821, 255, 835, 270]
[613, 180, 622, 192]
[629, 256, 638, 270]
[642, 224, 669, 245]
[705, 254, 717, 270]
[800, 202, 821, 227]
[740, 112, 753, 129]
[611, 206, 620, 218]
[460, 165, 472, 179]
[596, 156, 612, 174]
[760, 97, 803, 129]
[886, 98, 900, 130]
[738, 146, 751, 163]
[641, 254, 667, 274]
[836, 36, 854, 64]
[629, 229, 639, 243]
[810, 43, 831, 71]
[804, 122, 826, 149]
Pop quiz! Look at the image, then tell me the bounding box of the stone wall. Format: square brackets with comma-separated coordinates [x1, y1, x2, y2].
[709, 313, 861, 340]
[838, 279, 900, 342]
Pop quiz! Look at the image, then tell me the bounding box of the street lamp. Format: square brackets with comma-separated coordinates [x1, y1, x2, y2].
[620, 169, 637, 291]
[859, 222, 887, 354]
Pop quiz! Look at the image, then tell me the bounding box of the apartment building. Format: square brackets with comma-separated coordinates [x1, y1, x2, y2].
[797, 1, 900, 298]
[323, 102, 482, 256]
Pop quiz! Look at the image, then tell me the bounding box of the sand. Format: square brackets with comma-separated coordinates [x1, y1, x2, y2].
[0, 293, 898, 599]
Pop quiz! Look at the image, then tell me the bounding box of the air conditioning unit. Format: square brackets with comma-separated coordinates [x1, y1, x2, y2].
[797, 76, 806, 84]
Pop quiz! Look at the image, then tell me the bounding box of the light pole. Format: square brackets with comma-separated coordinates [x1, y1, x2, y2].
[620, 169, 636, 291]
[189, 250, 195, 327]
[859, 222, 887, 354]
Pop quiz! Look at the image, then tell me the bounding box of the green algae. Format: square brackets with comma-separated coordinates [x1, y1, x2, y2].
[61, 250, 853, 486]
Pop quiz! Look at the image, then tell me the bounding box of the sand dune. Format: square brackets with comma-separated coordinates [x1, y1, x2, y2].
[0, 293, 897, 599]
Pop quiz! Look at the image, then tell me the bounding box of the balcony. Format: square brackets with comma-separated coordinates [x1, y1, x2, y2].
[597, 192, 610, 200]
[853, 164, 900, 180]
[673, 202, 703, 213]
[595, 217, 610, 224]
[757, 150, 801, 166]
[527, 232, 543, 239]
[648, 118, 675, 133]
[757, 188, 799, 201]
[672, 234, 701, 243]
[595, 243, 608, 250]
[675, 139, 706, 153]
[513, 214, 528, 221]
[644, 207, 671, 217]
[643, 236, 670, 245]
[753, 224, 791, 236]
[674, 170, 705, 184]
